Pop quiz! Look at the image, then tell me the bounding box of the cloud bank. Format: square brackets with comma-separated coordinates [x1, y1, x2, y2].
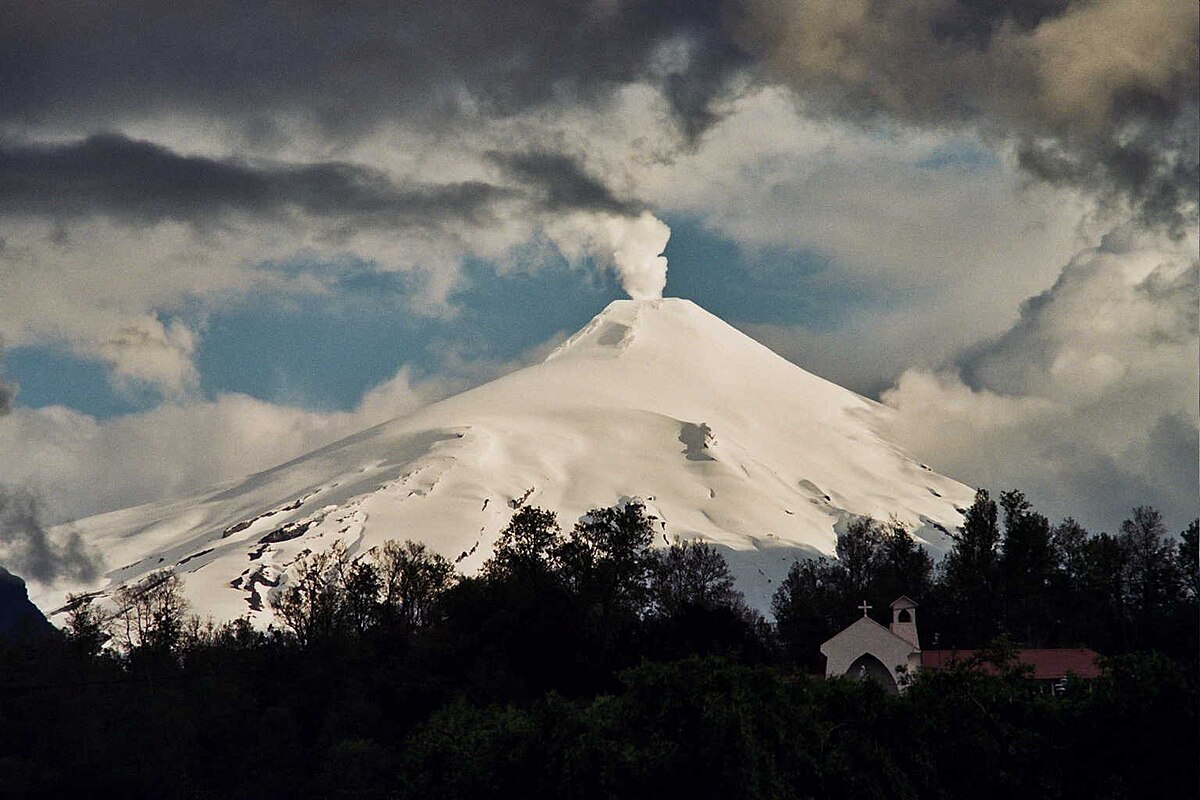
[1, 0, 745, 144]
[883, 226, 1198, 529]
[0, 0, 1195, 534]
[0, 134, 514, 230]
[732, 0, 1198, 231]
[0, 368, 440, 526]
[719, 0, 1198, 526]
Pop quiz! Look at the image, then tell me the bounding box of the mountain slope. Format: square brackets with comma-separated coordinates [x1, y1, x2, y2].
[36, 299, 975, 620]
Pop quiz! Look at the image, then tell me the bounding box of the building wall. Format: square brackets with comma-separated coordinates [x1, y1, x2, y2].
[820, 617, 918, 689]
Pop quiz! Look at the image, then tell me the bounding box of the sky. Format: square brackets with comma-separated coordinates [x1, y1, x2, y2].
[0, 0, 1196, 561]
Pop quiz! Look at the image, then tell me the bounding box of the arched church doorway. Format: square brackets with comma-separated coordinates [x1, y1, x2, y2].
[846, 653, 898, 694]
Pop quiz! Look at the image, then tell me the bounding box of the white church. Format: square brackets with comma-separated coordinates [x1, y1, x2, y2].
[819, 596, 922, 694]
[820, 596, 1102, 692]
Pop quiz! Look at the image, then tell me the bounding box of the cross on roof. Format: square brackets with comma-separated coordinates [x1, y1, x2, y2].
[858, 601, 872, 617]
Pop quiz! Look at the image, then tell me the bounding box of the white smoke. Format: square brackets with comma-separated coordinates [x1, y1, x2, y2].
[548, 210, 671, 299]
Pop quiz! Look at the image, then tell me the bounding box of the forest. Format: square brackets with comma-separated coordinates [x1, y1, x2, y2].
[0, 490, 1196, 799]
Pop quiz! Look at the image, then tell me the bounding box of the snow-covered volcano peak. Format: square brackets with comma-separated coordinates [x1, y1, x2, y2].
[35, 298, 976, 623]
[546, 297, 779, 370]
[547, 297, 705, 361]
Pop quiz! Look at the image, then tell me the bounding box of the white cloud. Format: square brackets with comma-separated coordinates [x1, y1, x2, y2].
[881, 225, 1199, 530]
[605, 87, 1093, 392]
[0, 205, 530, 398]
[6, 79, 1192, 535]
[0, 217, 277, 397]
[0, 327, 570, 526]
[96, 315, 199, 397]
[1, 86, 1099, 402]
[0, 366, 439, 525]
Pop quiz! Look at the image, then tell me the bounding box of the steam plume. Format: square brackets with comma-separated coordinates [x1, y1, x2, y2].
[549, 210, 671, 299]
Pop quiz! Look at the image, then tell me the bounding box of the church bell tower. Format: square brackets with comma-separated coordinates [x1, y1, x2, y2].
[889, 596, 920, 649]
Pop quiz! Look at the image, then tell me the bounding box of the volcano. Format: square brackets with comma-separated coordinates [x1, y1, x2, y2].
[36, 298, 974, 620]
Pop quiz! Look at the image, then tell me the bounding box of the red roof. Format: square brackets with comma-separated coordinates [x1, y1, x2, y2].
[921, 648, 1102, 680]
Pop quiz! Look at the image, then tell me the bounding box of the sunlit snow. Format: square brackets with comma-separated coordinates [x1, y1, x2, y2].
[35, 299, 974, 622]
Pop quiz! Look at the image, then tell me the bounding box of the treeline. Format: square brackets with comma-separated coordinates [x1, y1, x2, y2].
[775, 490, 1199, 670]
[0, 495, 1195, 798]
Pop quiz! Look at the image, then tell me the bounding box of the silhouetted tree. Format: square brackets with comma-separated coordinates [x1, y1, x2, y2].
[1049, 516, 1092, 643]
[2, 492, 1198, 799]
[1051, 517, 1090, 584]
[553, 500, 658, 672]
[272, 542, 351, 646]
[836, 516, 884, 600]
[939, 489, 1001, 645]
[1174, 519, 1200, 665]
[63, 592, 110, 661]
[561, 501, 656, 608]
[1179, 519, 1199, 602]
[434, 506, 585, 700]
[482, 505, 563, 582]
[1119, 506, 1183, 649]
[340, 558, 382, 635]
[774, 515, 935, 666]
[772, 556, 844, 669]
[1080, 531, 1130, 651]
[648, 538, 741, 617]
[112, 569, 187, 655]
[645, 539, 764, 661]
[1120, 507, 1182, 610]
[270, 538, 459, 647]
[873, 519, 935, 603]
[998, 490, 1056, 643]
[373, 540, 456, 637]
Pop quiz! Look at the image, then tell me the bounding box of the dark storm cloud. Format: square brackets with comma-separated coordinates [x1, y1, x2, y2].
[0, 0, 745, 145]
[0, 486, 101, 583]
[1015, 98, 1200, 234]
[731, 0, 1199, 231]
[0, 134, 513, 229]
[1, 0, 1193, 231]
[925, 0, 1072, 44]
[490, 151, 642, 217]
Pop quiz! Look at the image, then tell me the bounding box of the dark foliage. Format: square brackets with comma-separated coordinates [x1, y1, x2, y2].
[0, 495, 1195, 798]
[937, 488, 1003, 644]
[398, 653, 1196, 800]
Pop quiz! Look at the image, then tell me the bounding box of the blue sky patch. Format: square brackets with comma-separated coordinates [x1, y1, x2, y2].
[915, 142, 1000, 172]
[662, 215, 880, 330]
[8, 219, 884, 419]
[194, 248, 628, 413]
[3, 346, 161, 417]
